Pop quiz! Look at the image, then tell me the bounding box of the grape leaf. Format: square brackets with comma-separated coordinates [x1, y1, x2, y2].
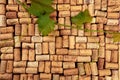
[113, 33, 120, 42]
[71, 9, 92, 29]
[28, 0, 54, 17]
[37, 14, 55, 36]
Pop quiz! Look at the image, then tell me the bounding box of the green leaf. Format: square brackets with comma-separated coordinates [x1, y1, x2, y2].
[113, 33, 120, 42]
[71, 9, 92, 29]
[28, 0, 54, 17]
[37, 14, 55, 36]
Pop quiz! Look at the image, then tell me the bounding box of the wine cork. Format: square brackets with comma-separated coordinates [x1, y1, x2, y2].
[22, 49, 28, 60]
[14, 36, 21, 47]
[63, 62, 75, 68]
[0, 74, 12, 80]
[6, 5, 18, 11]
[111, 51, 118, 63]
[1, 54, 13, 60]
[87, 43, 99, 49]
[0, 40, 14, 48]
[38, 61, 44, 72]
[76, 43, 86, 49]
[84, 63, 91, 75]
[19, 18, 31, 24]
[0, 15, 6, 27]
[43, 36, 55, 42]
[13, 75, 20, 80]
[21, 24, 28, 36]
[28, 74, 33, 80]
[58, 18, 64, 29]
[0, 33, 13, 40]
[27, 61, 38, 68]
[92, 76, 98, 80]
[71, 11, 79, 17]
[6, 61, 13, 73]
[107, 19, 119, 26]
[0, 0, 6, 4]
[13, 68, 25, 73]
[26, 68, 37, 73]
[45, 61, 51, 73]
[107, 12, 119, 19]
[71, 0, 76, 5]
[63, 36, 69, 48]
[68, 50, 79, 55]
[58, 4, 70, 11]
[1, 47, 13, 53]
[7, 19, 19, 25]
[35, 43, 42, 54]
[64, 68, 78, 75]
[112, 70, 119, 80]
[108, 0, 120, 6]
[77, 63, 85, 75]
[108, 6, 120, 12]
[20, 74, 27, 80]
[29, 49, 35, 61]
[52, 61, 62, 67]
[71, 6, 82, 11]
[60, 30, 71, 35]
[80, 49, 92, 56]
[15, 24, 21, 35]
[0, 60, 7, 73]
[94, 0, 101, 9]
[96, 17, 107, 24]
[56, 49, 68, 54]
[14, 61, 26, 67]
[105, 50, 111, 62]
[42, 42, 48, 54]
[51, 68, 63, 73]
[28, 24, 35, 36]
[90, 62, 98, 75]
[106, 44, 118, 50]
[0, 27, 14, 34]
[49, 42, 55, 54]
[92, 50, 98, 62]
[60, 76, 65, 80]
[18, 12, 30, 18]
[36, 55, 49, 61]
[76, 37, 87, 42]
[71, 28, 78, 35]
[95, 10, 107, 17]
[32, 36, 42, 42]
[14, 48, 20, 61]
[34, 75, 39, 80]
[21, 37, 31, 42]
[99, 69, 111, 76]
[53, 74, 59, 80]
[22, 43, 34, 49]
[98, 58, 104, 69]
[88, 4, 94, 16]
[40, 73, 51, 79]
[105, 62, 118, 69]
[101, 0, 107, 10]
[59, 11, 70, 17]
[64, 55, 77, 62]
[6, 12, 17, 18]
[58, 0, 63, 3]
[0, 4, 5, 14]
[69, 36, 75, 49]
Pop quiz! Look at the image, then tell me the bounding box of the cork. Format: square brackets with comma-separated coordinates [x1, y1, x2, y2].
[92, 50, 98, 62]
[56, 37, 62, 48]
[70, 0, 76, 5]
[19, 5, 26, 11]
[111, 51, 118, 63]
[39, 61, 44, 72]
[28, 24, 35, 36]
[21, 37, 31, 42]
[65, 17, 71, 29]
[63, 36, 69, 48]
[96, 17, 107, 24]
[34, 75, 39, 80]
[0, 74, 12, 80]
[60, 76, 65, 80]
[108, 0, 120, 6]
[14, 61, 26, 67]
[18, 12, 30, 18]
[76, 0, 83, 4]
[64, 68, 78, 75]
[76, 43, 86, 49]
[63, 62, 75, 68]
[29, 49, 35, 61]
[14, 48, 20, 61]
[43, 36, 55, 42]
[6, 5, 18, 11]
[31, 36, 42, 42]
[14, 36, 21, 47]
[91, 24, 97, 36]
[0, 15, 6, 26]
[1, 54, 13, 60]
[98, 58, 104, 69]
[99, 69, 111, 76]
[0, 0, 6, 4]
[76, 37, 87, 42]
[26, 68, 37, 73]
[13, 75, 20, 80]
[6, 61, 13, 73]
[65, 76, 71, 80]
[94, 0, 101, 9]
[64, 55, 77, 62]
[42, 42, 48, 54]
[0, 4, 5, 15]
[22, 43, 34, 49]
[58, 0, 63, 3]
[0, 27, 14, 34]
[59, 11, 70, 17]
[21, 24, 28, 36]
[40, 73, 51, 79]
[84, 63, 91, 75]
[1, 47, 13, 53]
[52, 61, 62, 67]
[71, 11, 79, 17]
[112, 70, 119, 80]
[105, 62, 118, 69]
[77, 63, 85, 75]
[88, 37, 99, 43]
[108, 5, 120, 12]
[88, 4, 94, 16]
[56, 49, 68, 54]
[71, 6, 82, 11]
[0, 33, 13, 40]
[0, 60, 7, 73]
[27, 61, 38, 68]
[90, 62, 98, 75]
[58, 4, 70, 11]
[22, 49, 28, 60]
[28, 74, 33, 80]
[106, 44, 118, 50]
[51, 68, 63, 73]
[101, 0, 107, 10]
[45, 61, 51, 73]
[87, 43, 99, 49]
[53, 74, 59, 80]
[36, 55, 49, 61]
[49, 42, 55, 54]
[107, 12, 119, 19]
[13, 68, 25, 73]
[60, 30, 71, 35]
[35, 43, 42, 54]
[80, 50, 92, 56]
[68, 50, 79, 55]
[6, 12, 17, 18]
[20, 74, 27, 80]
[71, 28, 78, 35]
[92, 76, 98, 80]
[7, 19, 19, 25]
[15, 24, 21, 35]
[0, 40, 14, 48]
[69, 36, 75, 49]
[107, 19, 119, 25]
[84, 23, 91, 36]
[20, 18, 31, 24]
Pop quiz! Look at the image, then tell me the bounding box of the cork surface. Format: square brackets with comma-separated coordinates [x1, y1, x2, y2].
[0, 0, 120, 80]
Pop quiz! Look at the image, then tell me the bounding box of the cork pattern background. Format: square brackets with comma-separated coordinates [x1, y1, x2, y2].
[0, 0, 120, 80]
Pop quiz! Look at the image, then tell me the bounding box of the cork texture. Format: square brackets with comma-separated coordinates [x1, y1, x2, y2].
[0, 0, 120, 80]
